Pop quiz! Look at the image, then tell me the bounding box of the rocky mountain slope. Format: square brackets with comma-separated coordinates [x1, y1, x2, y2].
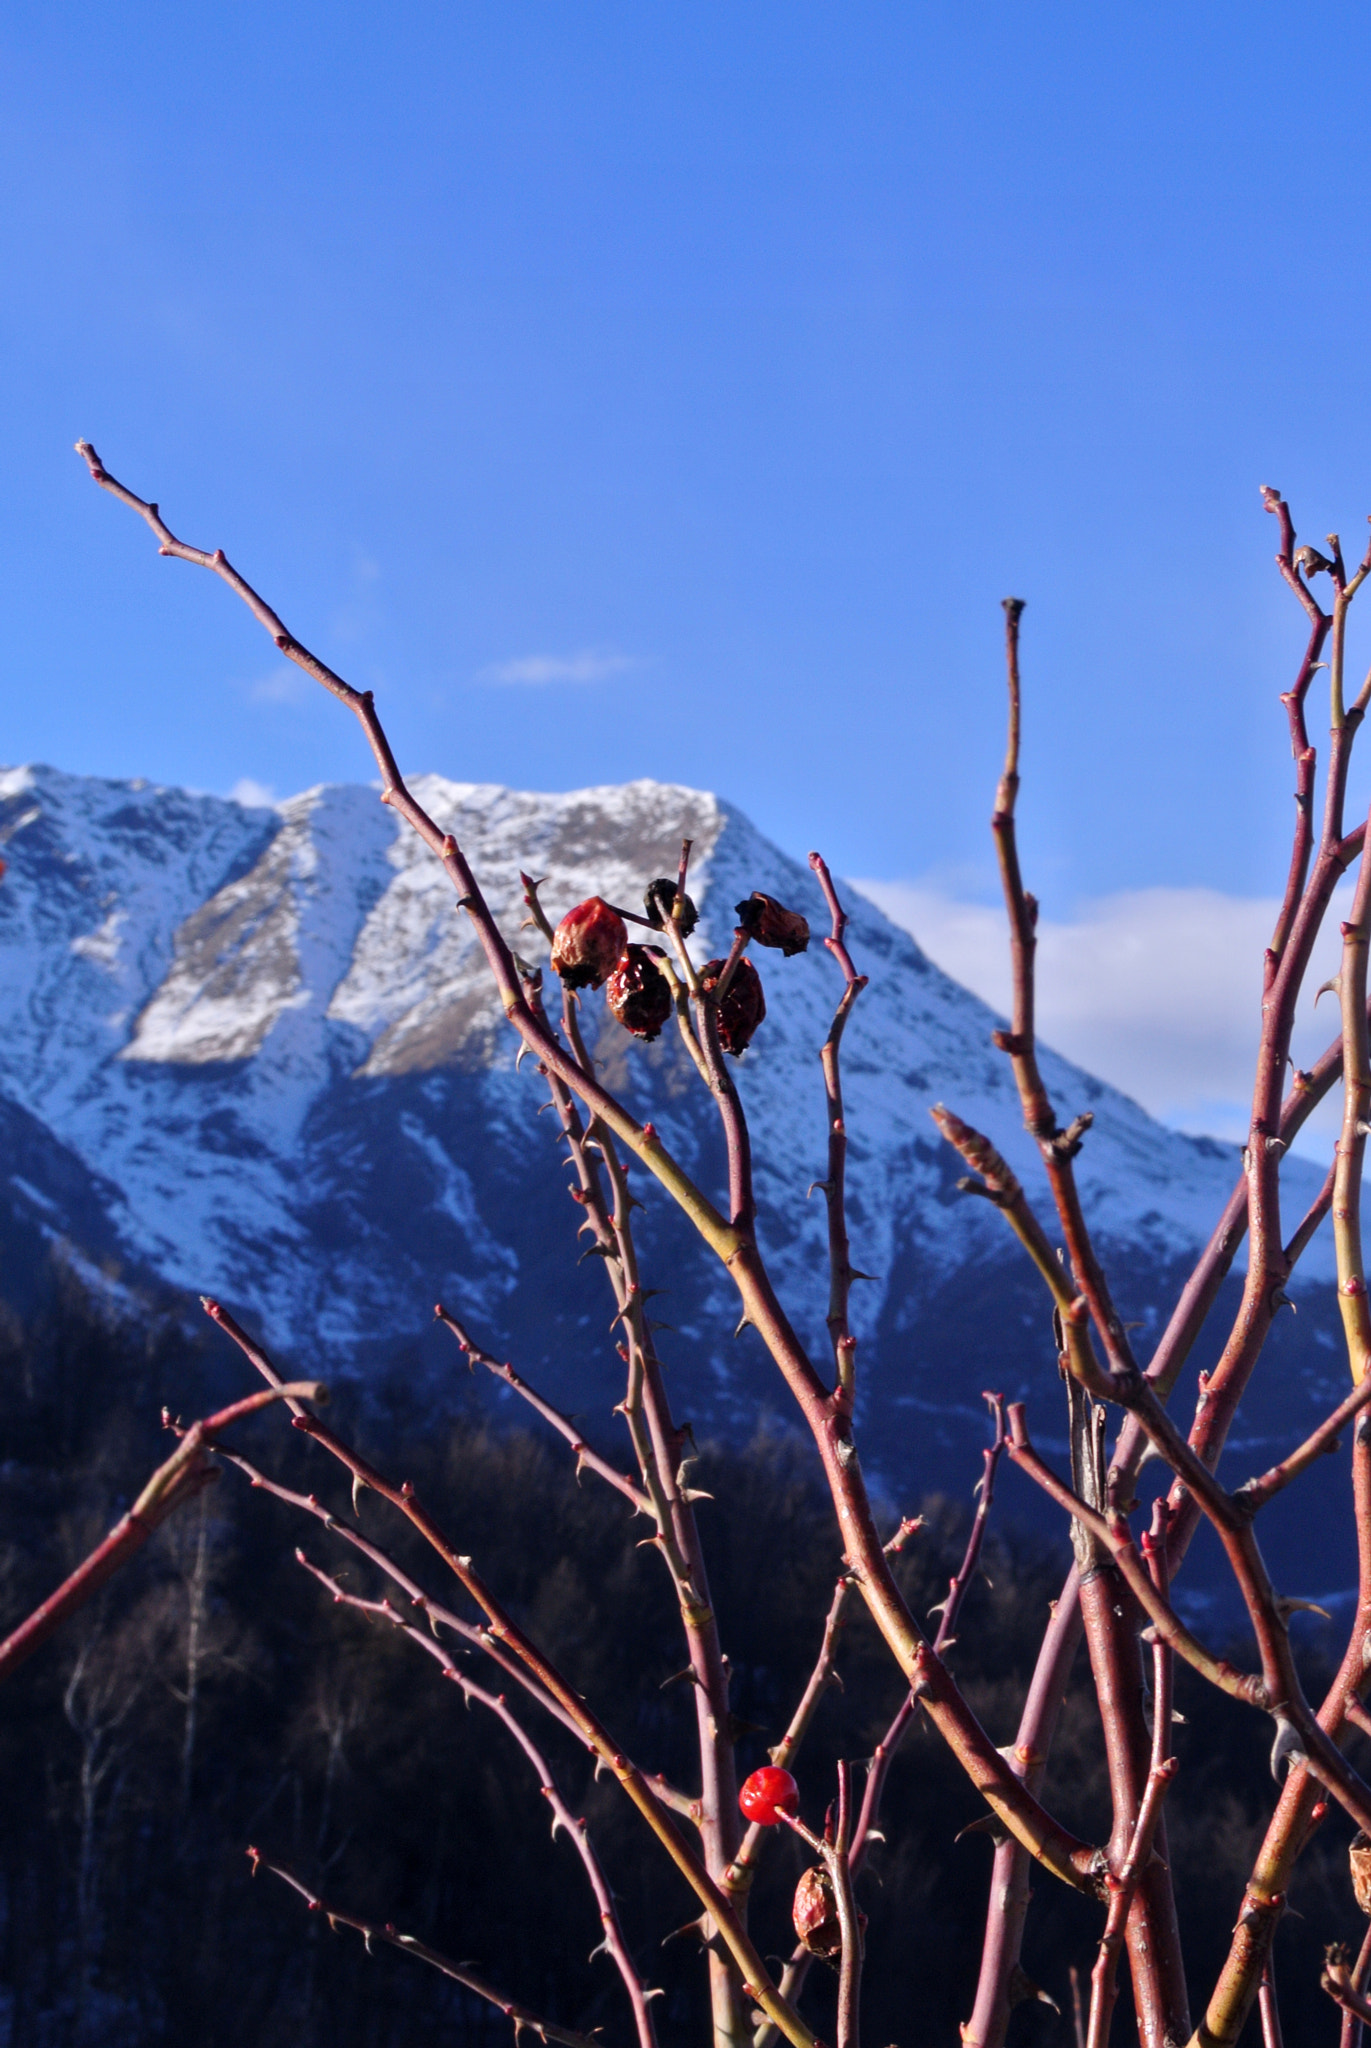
[0, 763, 1350, 1607]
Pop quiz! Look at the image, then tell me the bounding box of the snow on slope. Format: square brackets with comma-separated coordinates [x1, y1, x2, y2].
[0, 764, 1333, 1381]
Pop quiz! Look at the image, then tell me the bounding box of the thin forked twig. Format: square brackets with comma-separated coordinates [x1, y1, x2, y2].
[295, 1554, 662, 2048]
[218, 1441, 693, 1815]
[854, 1395, 1007, 1858]
[247, 1850, 604, 2047]
[434, 1308, 650, 1515]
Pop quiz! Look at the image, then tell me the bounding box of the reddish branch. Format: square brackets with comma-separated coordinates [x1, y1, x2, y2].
[729, 1512, 922, 1901]
[1108, 992, 1366, 1489]
[0, 1380, 324, 1685]
[853, 1395, 1007, 1857]
[988, 599, 1139, 1387]
[777, 1771, 863, 2048]
[86, 447, 1371, 2041]
[807, 851, 869, 1392]
[1185, 511, 1371, 2045]
[1085, 1756, 1180, 2048]
[1258, 1962, 1285, 2048]
[962, 1570, 1084, 2047]
[1193, 1428, 1371, 2040]
[1152, 502, 1371, 1592]
[247, 1850, 604, 2047]
[944, 542, 1371, 2040]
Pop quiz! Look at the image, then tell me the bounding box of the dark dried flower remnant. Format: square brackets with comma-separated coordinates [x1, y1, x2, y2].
[606, 945, 672, 1041]
[643, 877, 698, 937]
[551, 898, 628, 990]
[701, 957, 766, 1056]
[735, 891, 810, 956]
[792, 1864, 841, 1958]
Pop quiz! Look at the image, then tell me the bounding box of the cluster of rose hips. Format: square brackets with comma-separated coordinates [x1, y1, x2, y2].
[549, 880, 809, 1053]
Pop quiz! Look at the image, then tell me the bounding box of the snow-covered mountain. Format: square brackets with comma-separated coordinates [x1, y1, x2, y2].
[0, 763, 1350, 1601]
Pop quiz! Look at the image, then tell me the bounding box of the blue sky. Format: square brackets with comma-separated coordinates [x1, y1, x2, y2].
[5, 4, 1371, 1141]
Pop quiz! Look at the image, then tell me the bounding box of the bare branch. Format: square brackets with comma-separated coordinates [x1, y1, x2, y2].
[962, 1570, 1083, 2047]
[294, 1555, 661, 2048]
[247, 1850, 605, 2047]
[1086, 1756, 1180, 2048]
[434, 1308, 650, 1515]
[0, 1379, 323, 1685]
[218, 1443, 697, 1801]
[1235, 1379, 1371, 1516]
[808, 850, 870, 1391]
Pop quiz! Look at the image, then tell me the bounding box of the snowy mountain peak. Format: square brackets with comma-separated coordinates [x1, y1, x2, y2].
[0, 761, 1331, 1389]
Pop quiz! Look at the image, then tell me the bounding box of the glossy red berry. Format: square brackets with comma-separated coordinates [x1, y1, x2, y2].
[606, 945, 672, 1041]
[702, 957, 766, 1056]
[738, 1765, 799, 1826]
[735, 891, 810, 957]
[551, 897, 628, 990]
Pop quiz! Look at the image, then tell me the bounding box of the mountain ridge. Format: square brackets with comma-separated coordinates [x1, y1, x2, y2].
[0, 761, 1349, 1613]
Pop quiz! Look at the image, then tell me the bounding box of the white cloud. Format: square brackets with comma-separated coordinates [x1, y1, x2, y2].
[479, 649, 638, 686]
[248, 665, 313, 705]
[856, 878, 1353, 1159]
[228, 778, 277, 809]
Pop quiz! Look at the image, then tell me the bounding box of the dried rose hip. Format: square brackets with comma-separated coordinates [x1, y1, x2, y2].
[643, 876, 698, 937]
[702, 957, 766, 1056]
[551, 897, 628, 990]
[735, 891, 810, 957]
[606, 945, 672, 1041]
[738, 1766, 799, 1826]
[792, 1865, 841, 1958]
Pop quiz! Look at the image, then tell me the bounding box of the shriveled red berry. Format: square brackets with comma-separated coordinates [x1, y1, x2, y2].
[735, 892, 810, 957]
[606, 945, 672, 1041]
[551, 897, 628, 990]
[792, 1865, 841, 1958]
[702, 957, 766, 1056]
[644, 876, 698, 937]
[738, 1765, 798, 1826]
